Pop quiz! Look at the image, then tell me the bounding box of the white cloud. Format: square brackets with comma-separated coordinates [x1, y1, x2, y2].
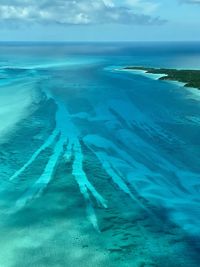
[0, 0, 165, 26]
[125, 0, 159, 14]
[102, 0, 115, 7]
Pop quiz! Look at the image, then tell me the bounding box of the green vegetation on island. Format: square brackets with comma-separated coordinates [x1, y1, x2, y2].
[124, 66, 200, 90]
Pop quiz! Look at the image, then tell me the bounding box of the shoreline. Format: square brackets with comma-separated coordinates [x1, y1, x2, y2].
[123, 66, 200, 90]
[120, 68, 168, 81]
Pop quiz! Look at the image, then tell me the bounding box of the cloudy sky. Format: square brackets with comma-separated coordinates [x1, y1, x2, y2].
[0, 0, 199, 41]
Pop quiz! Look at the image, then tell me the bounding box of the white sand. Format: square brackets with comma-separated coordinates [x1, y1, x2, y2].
[121, 68, 168, 80]
[0, 79, 37, 143]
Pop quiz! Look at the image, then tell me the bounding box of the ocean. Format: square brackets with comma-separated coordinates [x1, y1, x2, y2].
[0, 42, 200, 267]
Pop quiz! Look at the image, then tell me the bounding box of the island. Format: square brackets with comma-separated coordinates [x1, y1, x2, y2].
[124, 66, 200, 90]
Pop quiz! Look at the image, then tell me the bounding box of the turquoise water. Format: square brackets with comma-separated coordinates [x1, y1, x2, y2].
[0, 42, 200, 267]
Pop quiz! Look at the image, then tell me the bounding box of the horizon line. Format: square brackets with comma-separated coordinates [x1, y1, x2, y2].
[0, 40, 200, 43]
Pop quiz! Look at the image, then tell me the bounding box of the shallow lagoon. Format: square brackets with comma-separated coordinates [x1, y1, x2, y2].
[0, 42, 200, 267]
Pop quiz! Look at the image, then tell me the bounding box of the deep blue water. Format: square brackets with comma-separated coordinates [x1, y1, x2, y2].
[0, 42, 200, 267]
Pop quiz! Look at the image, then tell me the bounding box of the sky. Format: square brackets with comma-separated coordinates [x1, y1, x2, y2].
[0, 0, 199, 42]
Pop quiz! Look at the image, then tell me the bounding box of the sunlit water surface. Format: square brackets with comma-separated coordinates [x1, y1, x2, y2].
[0, 42, 200, 267]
